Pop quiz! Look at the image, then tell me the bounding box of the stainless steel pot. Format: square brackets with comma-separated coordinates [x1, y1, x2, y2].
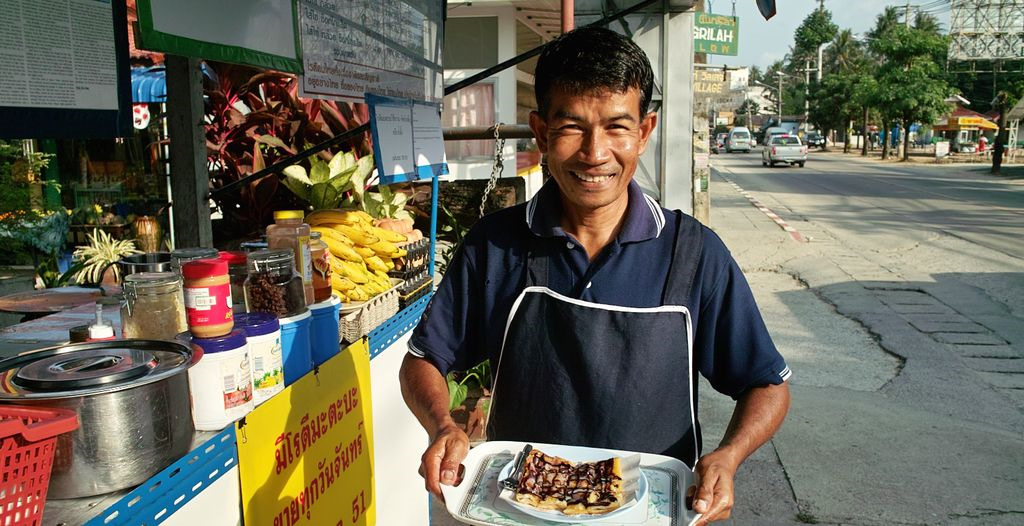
[118, 252, 172, 277]
[0, 340, 197, 499]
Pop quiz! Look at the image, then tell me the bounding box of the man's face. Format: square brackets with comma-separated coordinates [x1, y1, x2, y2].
[529, 87, 657, 215]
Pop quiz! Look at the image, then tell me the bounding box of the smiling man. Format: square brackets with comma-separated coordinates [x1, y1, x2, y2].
[399, 26, 791, 524]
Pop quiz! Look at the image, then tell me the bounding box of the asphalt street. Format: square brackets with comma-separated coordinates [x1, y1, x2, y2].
[704, 149, 1024, 525]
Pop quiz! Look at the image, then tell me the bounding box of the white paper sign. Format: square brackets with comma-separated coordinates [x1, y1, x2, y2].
[367, 94, 448, 184]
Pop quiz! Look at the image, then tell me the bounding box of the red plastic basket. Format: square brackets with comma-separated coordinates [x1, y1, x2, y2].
[0, 406, 80, 526]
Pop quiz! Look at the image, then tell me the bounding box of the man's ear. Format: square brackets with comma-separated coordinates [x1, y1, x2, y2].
[529, 111, 549, 153]
[637, 111, 658, 155]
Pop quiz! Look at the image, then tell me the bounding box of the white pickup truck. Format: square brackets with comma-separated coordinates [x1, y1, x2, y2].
[762, 134, 807, 168]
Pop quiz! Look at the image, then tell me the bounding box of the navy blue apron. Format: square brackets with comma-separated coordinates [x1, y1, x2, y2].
[487, 212, 705, 469]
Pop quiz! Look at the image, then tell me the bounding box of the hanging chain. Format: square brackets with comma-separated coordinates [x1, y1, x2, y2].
[479, 123, 506, 218]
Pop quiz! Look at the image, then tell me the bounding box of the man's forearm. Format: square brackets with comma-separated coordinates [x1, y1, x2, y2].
[399, 354, 458, 438]
[717, 382, 791, 465]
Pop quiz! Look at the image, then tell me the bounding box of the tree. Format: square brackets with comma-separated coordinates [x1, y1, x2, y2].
[914, 12, 943, 34]
[868, 6, 902, 41]
[794, 9, 839, 59]
[810, 70, 873, 153]
[871, 26, 953, 161]
[749, 65, 763, 85]
[825, 29, 865, 74]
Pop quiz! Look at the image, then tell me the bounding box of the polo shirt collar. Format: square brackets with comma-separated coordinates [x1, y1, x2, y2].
[524, 178, 666, 243]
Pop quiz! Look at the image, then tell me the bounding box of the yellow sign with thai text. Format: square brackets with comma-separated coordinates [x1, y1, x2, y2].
[237, 341, 375, 526]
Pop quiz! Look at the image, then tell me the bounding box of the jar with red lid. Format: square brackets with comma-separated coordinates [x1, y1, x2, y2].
[182, 259, 234, 338]
[219, 250, 248, 314]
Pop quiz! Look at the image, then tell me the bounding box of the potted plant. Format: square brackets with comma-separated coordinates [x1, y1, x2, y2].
[71, 228, 141, 285]
[447, 360, 492, 445]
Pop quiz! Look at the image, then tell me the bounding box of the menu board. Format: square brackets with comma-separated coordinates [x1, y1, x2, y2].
[298, 0, 444, 103]
[0, 0, 130, 138]
[367, 93, 448, 184]
[237, 341, 376, 526]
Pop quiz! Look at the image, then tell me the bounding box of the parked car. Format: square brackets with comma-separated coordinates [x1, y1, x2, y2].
[726, 127, 753, 153]
[806, 132, 826, 148]
[762, 134, 807, 167]
[714, 133, 729, 153]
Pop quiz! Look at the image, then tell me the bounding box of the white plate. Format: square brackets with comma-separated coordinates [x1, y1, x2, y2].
[439, 440, 701, 526]
[495, 445, 648, 523]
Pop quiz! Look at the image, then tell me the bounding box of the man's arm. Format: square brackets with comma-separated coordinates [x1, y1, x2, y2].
[398, 353, 470, 500]
[690, 381, 791, 525]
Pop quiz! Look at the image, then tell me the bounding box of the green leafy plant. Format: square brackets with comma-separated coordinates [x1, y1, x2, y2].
[446, 360, 492, 411]
[72, 228, 141, 284]
[435, 202, 469, 276]
[281, 150, 373, 210]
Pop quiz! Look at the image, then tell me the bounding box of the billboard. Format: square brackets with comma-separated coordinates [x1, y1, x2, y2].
[694, 13, 739, 56]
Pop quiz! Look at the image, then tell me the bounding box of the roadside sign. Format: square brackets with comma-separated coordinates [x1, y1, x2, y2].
[935, 141, 950, 158]
[694, 13, 739, 56]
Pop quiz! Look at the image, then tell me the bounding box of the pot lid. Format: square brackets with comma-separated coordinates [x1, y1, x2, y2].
[0, 340, 196, 399]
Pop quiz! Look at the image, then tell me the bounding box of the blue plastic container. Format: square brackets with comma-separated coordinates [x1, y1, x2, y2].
[309, 294, 342, 367]
[279, 309, 312, 385]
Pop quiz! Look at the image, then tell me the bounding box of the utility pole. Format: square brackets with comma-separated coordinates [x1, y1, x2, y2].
[804, 60, 810, 133]
[777, 73, 783, 125]
[904, 0, 912, 28]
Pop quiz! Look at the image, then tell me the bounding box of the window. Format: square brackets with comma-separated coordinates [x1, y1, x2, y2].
[443, 83, 495, 160]
[772, 136, 801, 146]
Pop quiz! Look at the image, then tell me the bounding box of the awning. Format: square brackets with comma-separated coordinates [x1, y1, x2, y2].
[933, 116, 999, 132]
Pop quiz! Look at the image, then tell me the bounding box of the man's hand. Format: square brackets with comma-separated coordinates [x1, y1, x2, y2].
[419, 423, 470, 500]
[687, 448, 740, 524]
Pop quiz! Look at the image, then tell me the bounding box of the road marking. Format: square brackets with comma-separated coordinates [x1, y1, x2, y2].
[720, 175, 808, 243]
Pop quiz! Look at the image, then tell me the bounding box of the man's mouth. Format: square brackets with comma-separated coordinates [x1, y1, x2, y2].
[570, 171, 615, 183]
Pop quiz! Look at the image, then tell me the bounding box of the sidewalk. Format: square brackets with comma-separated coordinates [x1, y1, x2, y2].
[705, 172, 1024, 525]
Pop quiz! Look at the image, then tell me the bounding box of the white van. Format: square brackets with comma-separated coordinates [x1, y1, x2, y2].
[727, 127, 752, 153]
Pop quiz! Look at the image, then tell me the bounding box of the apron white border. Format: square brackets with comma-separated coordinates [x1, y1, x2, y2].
[492, 286, 699, 470]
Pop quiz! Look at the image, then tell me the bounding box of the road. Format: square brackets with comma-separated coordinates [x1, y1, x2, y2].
[703, 149, 1024, 525]
[714, 150, 1024, 260]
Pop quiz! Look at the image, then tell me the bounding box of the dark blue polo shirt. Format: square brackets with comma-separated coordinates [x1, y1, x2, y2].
[409, 179, 790, 399]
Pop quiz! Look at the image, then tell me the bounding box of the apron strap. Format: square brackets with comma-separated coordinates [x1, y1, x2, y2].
[661, 212, 705, 306]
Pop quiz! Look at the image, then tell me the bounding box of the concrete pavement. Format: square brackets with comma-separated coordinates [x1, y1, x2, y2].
[703, 154, 1024, 525]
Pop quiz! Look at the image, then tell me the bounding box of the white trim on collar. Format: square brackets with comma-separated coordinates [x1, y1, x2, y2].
[524, 180, 666, 240]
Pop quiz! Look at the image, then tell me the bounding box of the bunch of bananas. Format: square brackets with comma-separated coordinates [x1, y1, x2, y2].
[307, 210, 409, 303]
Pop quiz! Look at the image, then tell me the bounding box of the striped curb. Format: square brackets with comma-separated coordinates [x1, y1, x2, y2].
[720, 175, 808, 243]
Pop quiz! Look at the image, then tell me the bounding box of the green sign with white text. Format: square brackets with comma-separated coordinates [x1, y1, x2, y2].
[694, 13, 739, 56]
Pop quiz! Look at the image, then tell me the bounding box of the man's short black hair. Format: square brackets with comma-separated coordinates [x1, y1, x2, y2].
[534, 26, 654, 118]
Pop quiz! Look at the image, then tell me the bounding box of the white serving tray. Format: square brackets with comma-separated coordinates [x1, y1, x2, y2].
[439, 441, 701, 526]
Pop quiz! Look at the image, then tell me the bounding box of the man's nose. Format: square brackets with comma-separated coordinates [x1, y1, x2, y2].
[578, 130, 614, 164]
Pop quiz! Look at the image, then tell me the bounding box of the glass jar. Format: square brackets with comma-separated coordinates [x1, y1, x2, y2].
[220, 251, 248, 314]
[309, 231, 333, 303]
[182, 258, 234, 338]
[121, 272, 187, 339]
[266, 211, 315, 305]
[170, 247, 219, 275]
[244, 249, 307, 317]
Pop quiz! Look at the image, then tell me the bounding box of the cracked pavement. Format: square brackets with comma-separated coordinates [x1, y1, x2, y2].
[704, 153, 1024, 525]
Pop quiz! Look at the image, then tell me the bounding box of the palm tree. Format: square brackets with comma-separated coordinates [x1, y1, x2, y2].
[914, 12, 943, 34]
[826, 29, 864, 74]
[869, 6, 902, 41]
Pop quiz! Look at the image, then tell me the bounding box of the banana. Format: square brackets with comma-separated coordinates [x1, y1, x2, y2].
[373, 269, 391, 283]
[384, 258, 395, 270]
[331, 274, 355, 291]
[311, 226, 354, 246]
[340, 260, 372, 284]
[321, 236, 363, 262]
[306, 209, 368, 227]
[364, 255, 388, 273]
[353, 246, 375, 259]
[336, 224, 379, 246]
[348, 286, 369, 302]
[367, 239, 399, 258]
[367, 225, 407, 244]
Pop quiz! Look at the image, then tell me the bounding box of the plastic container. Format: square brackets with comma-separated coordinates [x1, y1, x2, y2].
[266, 210, 315, 305]
[182, 259, 234, 338]
[169, 247, 219, 275]
[244, 249, 307, 317]
[309, 294, 342, 366]
[310, 231, 334, 303]
[121, 272, 187, 340]
[220, 250, 248, 314]
[279, 309, 313, 386]
[239, 239, 268, 253]
[184, 330, 254, 430]
[234, 312, 285, 405]
[0, 405, 80, 526]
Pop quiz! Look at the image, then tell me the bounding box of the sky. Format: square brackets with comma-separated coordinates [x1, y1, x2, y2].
[704, 0, 953, 70]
